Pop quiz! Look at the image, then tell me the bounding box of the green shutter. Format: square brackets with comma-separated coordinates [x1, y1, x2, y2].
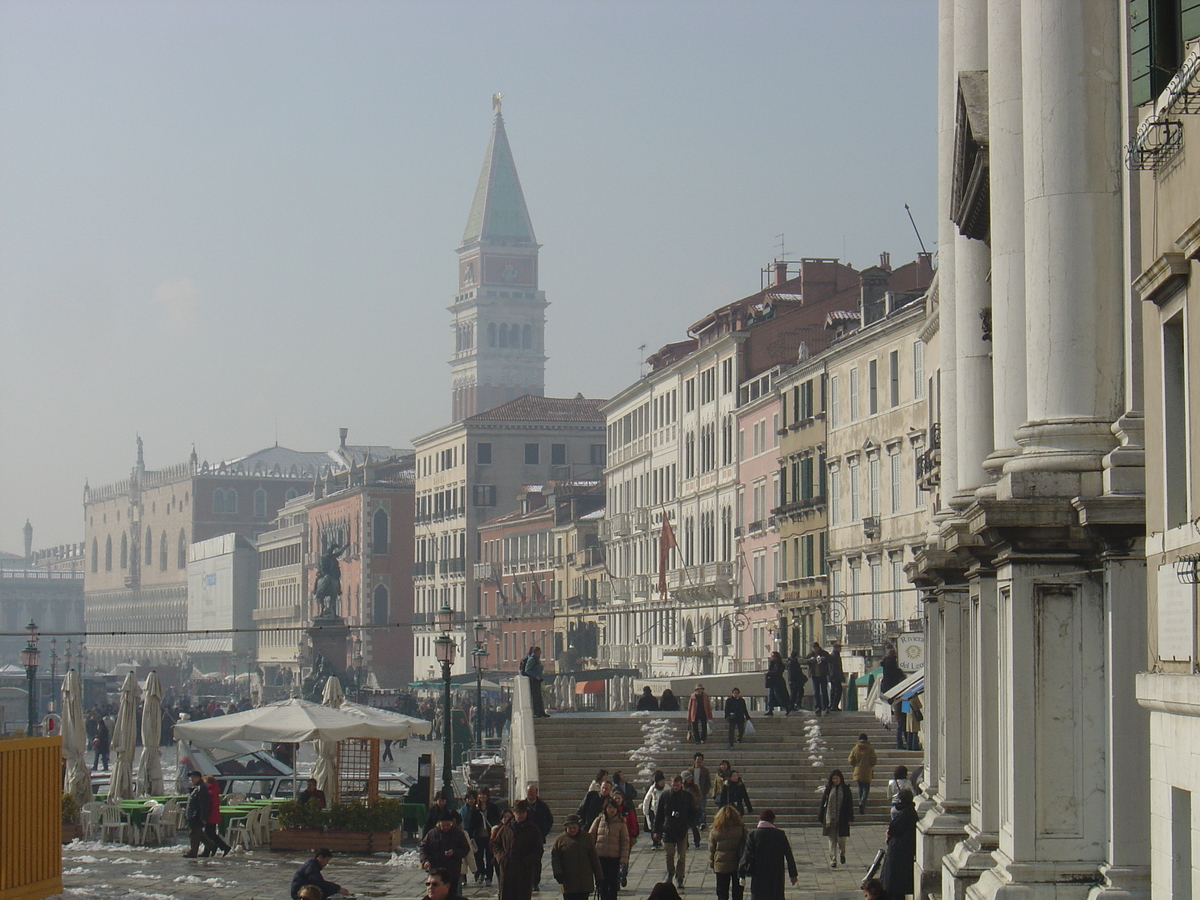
[1132, 0, 1153, 106]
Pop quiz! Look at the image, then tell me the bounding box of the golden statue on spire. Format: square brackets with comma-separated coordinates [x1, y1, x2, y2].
[492, 92, 503, 113]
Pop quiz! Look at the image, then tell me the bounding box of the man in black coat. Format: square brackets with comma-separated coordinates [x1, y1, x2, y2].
[291, 848, 348, 899]
[654, 775, 697, 888]
[183, 771, 216, 858]
[786, 651, 807, 712]
[827, 643, 845, 712]
[806, 643, 831, 714]
[524, 782, 555, 889]
[724, 688, 750, 746]
[739, 809, 797, 900]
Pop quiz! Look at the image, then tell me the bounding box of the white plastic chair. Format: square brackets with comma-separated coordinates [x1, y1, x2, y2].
[252, 805, 273, 846]
[80, 801, 105, 840]
[99, 804, 136, 844]
[224, 806, 258, 851]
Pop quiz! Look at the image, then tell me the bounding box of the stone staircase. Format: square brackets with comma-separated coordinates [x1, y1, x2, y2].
[531, 710, 922, 832]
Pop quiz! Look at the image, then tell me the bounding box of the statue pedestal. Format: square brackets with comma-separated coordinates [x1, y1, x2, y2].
[309, 614, 351, 682]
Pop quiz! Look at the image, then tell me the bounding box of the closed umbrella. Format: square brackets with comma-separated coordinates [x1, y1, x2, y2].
[136, 672, 164, 796]
[313, 676, 344, 802]
[107, 671, 141, 802]
[61, 669, 92, 811]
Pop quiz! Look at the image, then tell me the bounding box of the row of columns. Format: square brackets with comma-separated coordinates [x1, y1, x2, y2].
[916, 1, 1149, 899]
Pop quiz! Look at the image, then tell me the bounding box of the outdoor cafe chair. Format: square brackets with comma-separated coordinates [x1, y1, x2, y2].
[80, 801, 105, 840]
[98, 803, 137, 844]
[225, 806, 259, 851]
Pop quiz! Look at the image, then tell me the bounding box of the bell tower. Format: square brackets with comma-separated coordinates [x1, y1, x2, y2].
[450, 95, 548, 421]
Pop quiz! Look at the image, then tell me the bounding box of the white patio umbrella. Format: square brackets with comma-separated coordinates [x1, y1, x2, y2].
[312, 676, 345, 801]
[172, 698, 416, 743]
[61, 669, 92, 810]
[136, 672, 164, 796]
[339, 701, 432, 736]
[107, 671, 141, 802]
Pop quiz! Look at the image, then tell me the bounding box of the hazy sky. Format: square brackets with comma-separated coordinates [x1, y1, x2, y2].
[0, 0, 937, 550]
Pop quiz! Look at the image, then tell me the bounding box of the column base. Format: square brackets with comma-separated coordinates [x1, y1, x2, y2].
[916, 798, 971, 900]
[942, 829, 1000, 900]
[1087, 863, 1150, 900]
[1001, 417, 1119, 499]
[965, 848, 1104, 900]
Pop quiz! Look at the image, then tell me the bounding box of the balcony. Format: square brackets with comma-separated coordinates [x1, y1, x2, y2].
[631, 508, 650, 532]
[574, 546, 606, 569]
[733, 525, 744, 538]
[778, 495, 827, 519]
[474, 562, 500, 581]
[412, 561, 435, 578]
[748, 520, 765, 535]
[498, 600, 554, 620]
[747, 592, 766, 605]
[631, 573, 653, 596]
[862, 516, 881, 540]
[608, 512, 632, 538]
[666, 562, 735, 600]
[439, 557, 466, 575]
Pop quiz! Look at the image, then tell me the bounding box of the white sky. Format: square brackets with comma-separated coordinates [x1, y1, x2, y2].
[0, 0, 937, 549]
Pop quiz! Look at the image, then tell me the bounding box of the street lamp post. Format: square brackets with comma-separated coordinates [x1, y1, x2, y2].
[64, 638, 73, 676]
[434, 604, 457, 802]
[20, 621, 40, 735]
[49, 638, 58, 712]
[353, 633, 364, 703]
[472, 620, 489, 749]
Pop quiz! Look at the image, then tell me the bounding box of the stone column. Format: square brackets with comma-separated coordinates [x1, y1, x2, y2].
[1007, 0, 1125, 491]
[952, 0, 994, 508]
[942, 567, 1000, 900]
[984, 0, 1026, 484]
[935, 0, 959, 515]
[917, 586, 972, 898]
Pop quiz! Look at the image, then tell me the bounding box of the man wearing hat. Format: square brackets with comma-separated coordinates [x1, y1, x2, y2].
[551, 815, 602, 900]
[687, 683, 713, 744]
[420, 810, 472, 897]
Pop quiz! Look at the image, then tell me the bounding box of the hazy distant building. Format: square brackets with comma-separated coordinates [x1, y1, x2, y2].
[83, 439, 336, 680]
[0, 522, 84, 670]
[450, 98, 547, 422]
[186, 533, 258, 679]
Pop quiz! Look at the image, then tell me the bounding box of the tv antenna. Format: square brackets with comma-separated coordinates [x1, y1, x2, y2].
[638, 343, 647, 379]
[775, 233, 786, 260]
[905, 204, 929, 256]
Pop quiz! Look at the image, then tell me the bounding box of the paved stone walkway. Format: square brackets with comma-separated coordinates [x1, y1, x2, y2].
[54, 820, 886, 900]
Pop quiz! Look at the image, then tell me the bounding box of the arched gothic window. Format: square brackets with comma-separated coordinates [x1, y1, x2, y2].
[105, 536, 113, 571]
[145, 527, 153, 566]
[254, 488, 267, 518]
[499, 323, 509, 348]
[373, 584, 389, 625]
[91, 538, 98, 573]
[225, 489, 238, 514]
[177, 529, 187, 569]
[159, 532, 168, 570]
[372, 508, 389, 555]
[120, 533, 128, 569]
[285, 488, 298, 502]
[213, 489, 225, 514]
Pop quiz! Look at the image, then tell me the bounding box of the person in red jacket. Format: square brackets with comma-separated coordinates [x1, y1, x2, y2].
[201, 775, 232, 856]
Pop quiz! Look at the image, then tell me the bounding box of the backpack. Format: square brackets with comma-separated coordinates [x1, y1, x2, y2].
[520, 655, 530, 676]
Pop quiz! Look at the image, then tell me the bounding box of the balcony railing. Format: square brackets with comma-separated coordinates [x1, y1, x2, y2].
[412, 561, 435, 578]
[631, 508, 650, 532]
[609, 512, 632, 537]
[498, 600, 554, 620]
[748, 520, 764, 534]
[862, 516, 881, 540]
[474, 562, 499, 581]
[439, 557, 466, 575]
[666, 562, 735, 599]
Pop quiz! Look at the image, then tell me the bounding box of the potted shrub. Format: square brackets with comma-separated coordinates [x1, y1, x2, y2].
[270, 798, 404, 853]
[62, 793, 82, 843]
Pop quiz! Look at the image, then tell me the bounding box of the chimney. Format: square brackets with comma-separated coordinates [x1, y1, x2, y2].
[23, 520, 32, 559]
[774, 262, 789, 287]
[880, 251, 891, 270]
[339, 427, 348, 451]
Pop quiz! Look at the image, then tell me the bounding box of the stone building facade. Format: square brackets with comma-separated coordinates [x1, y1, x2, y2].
[411, 395, 606, 679]
[913, 2, 1150, 897]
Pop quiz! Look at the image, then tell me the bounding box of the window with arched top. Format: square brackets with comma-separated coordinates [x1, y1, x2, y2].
[254, 488, 267, 518]
[120, 533, 128, 569]
[498, 323, 509, 348]
[177, 529, 187, 569]
[285, 488, 298, 502]
[522, 324, 532, 349]
[488, 323, 496, 347]
[145, 527, 153, 566]
[159, 532, 168, 570]
[105, 536, 112, 571]
[91, 538, 98, 573]
[225, 489, 238, 514]
[213, 489, 225, 514]
[373, 584, 389, 625]
[372, 508, 389, 554]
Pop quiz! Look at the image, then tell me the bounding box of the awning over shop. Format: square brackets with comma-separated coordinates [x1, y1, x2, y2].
[574, 680, 605, 695]
[882, 669, 924, 703]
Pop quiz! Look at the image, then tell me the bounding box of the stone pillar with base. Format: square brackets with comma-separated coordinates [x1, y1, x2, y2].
[911, 546, 973, 900]
[309, 614, 352, 685]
